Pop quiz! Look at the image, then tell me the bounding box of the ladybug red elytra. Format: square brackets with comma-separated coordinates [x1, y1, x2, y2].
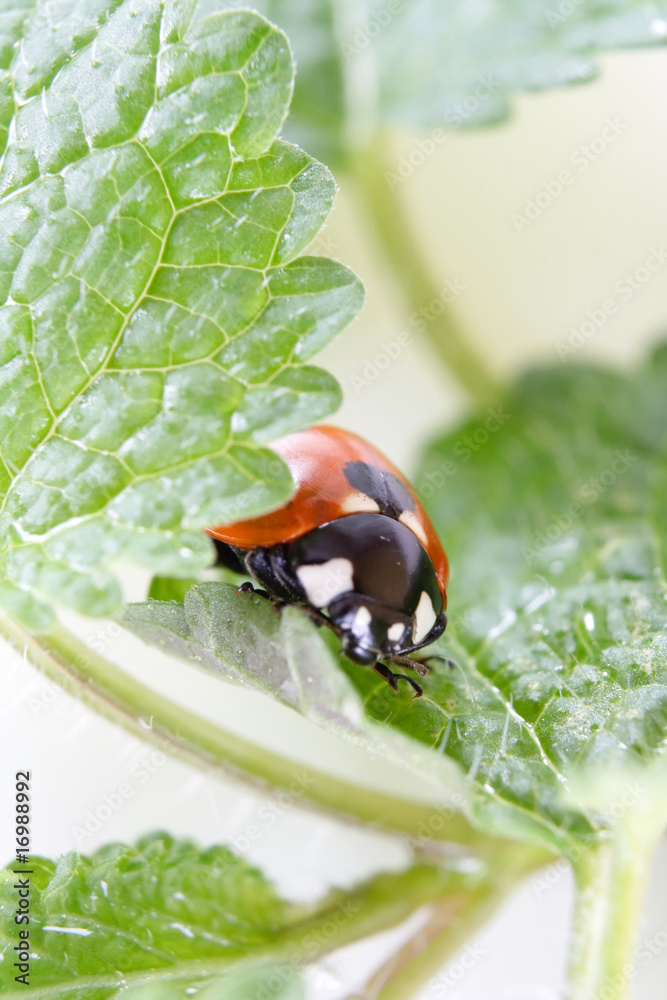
[207, 426, 449, 696]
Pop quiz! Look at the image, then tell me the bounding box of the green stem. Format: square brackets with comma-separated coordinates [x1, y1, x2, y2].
[1, 611, 487, 848]
[566, 826, 660, 1000]
[363, 844, 549, 1000]
[349, 136, 503, 409]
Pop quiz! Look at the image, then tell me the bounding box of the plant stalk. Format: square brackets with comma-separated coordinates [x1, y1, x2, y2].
[349, 137, 503, 409]
[363, 844, 548, 1000]
[1, 611, 489, 849]
[566, 825, 660, 1000]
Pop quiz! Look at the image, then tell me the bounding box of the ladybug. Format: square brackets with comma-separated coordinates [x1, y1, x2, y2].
[207, 426, 449, 696]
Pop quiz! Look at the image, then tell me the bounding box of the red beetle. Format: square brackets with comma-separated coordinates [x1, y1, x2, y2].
[208, 426, 449, 696]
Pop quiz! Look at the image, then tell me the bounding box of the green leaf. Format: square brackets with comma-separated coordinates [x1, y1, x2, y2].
[0, 2, 363, 628]
[116, 968, 305, 1000]
[147, 575, 199, 603]
[245, 0, 667, 162]
[0, 833, 495, 998]
[367, 344, 667, 854]
[0, 833, 307, 998]
[126, 346, 667, 856]
[121, 589, 464, 795]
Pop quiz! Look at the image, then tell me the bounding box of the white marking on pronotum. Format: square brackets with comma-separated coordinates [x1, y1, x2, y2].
[399, 510, 428, 547]
[339, 492, 380, 514]
[43, 926, 93, 936]
[353, 606, 372, 631]
[388, 622, 405, 642]
[413, 590, 437, 643]
[296, 558, 354, 608]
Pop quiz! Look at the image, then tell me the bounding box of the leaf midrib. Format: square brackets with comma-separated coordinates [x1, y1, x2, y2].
[0, 13, 278, 507]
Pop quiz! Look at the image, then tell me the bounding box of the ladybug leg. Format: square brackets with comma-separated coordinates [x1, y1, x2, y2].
[245, 547, 304, 604]
[397, 674, 424, 698]
[245, 546, 344, 632]
[373, 661, 399, 692]
[388, 653, 430, 676]
[240, 550, 343, 632]
[235, 580, 274, 601]
[374, 661, 423, 698]
[296, 604, 340, 633]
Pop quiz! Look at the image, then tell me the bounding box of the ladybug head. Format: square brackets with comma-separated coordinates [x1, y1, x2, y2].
[289, 513, 446, 667]
[327, 594, 414, 666]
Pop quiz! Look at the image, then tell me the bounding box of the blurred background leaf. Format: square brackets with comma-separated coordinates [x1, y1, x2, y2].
[238, 0, 667, 162]
[350, 344, 667, 853]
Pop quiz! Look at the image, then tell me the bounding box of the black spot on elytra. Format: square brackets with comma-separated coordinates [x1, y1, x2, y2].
[343, 461, 415, 519]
